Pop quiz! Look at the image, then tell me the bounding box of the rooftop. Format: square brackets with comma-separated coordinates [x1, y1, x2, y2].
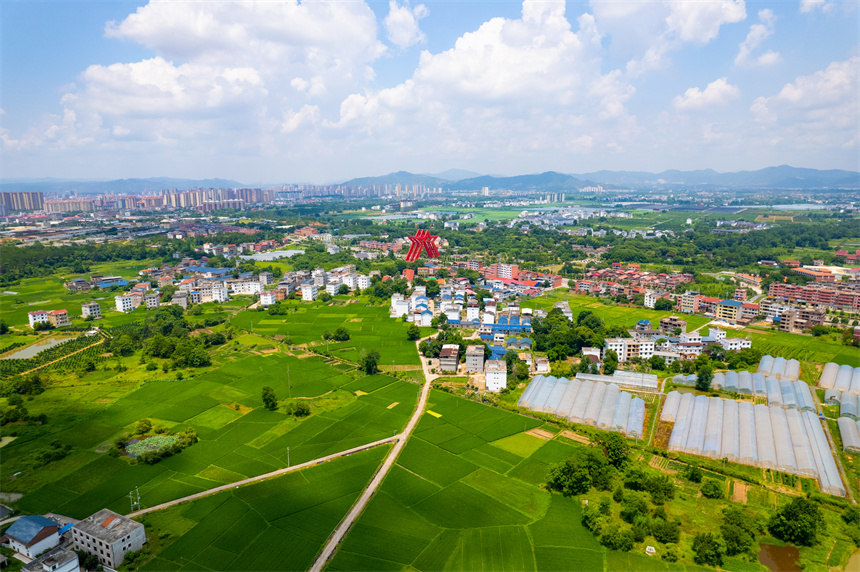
[73, 509, 143, 544]
[5, 515, 59, 545]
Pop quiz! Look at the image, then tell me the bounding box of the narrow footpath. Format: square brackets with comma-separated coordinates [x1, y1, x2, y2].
[308, 338, 435, 572]
[127, 436, 396, 518]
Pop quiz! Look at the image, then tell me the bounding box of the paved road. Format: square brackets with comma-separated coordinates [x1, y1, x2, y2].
[309, 340, 435, 572]
[126, 436, 396, 518]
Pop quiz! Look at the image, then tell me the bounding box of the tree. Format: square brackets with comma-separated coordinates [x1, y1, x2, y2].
[504, 350, 519, 374]
[594, 432, 628, 468]
[768, 497, 824, 546]
[360, 350, 380, 374]
[0, 319, 8, 334]
[654, 298, 674, 311]
[692, 532, 725, 567]
[720, 507, 760, 556]
[696, 365, 714, 392]
[337, 284, 350, 295]
[687, 464, 703, 483]
[332, 326, 350, 341]
[319, 292, 332, 302]
[262, 386, 278, 410]
[701, 478, 723, 499]
[601, 528, 634, 552]
[546, 457, 592, 496]
[406, 323, 421, 340]
[603, 349, 618, 375]
[649, 356, 666, 370]
[514, 361, 530, 380]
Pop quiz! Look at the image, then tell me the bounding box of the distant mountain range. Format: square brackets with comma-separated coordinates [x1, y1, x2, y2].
[0, 177, 244, 195]
[342, 165, 860, 191]
[2, 166, 857, 195]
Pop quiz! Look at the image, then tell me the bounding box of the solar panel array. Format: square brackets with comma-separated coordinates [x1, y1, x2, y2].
[519, 375, 645, 438]
[664, 392, 844, 496]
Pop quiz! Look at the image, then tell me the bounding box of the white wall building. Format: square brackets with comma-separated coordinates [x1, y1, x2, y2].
[485, 360, 507, 392]
[115, 295, 137, 313]
[644, 291, 657, 309]
[28, 310, 50, 328]
[301, 283, 318, 301]
[81, 302, 101, 319]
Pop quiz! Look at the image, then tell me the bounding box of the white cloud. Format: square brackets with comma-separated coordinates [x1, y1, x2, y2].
[735, 9, 780, 66]
[674, 78, 740, 110]
[384, 1, 429, 49]
[751, 57, 859, 148]
[800, 0, 832, 13]
[665, 0, 747, 44]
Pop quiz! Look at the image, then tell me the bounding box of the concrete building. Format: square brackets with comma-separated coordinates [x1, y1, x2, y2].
[22, 548, 79, 572]
[259, 271, 274, 286]
[779, 308, 826, 333]
[47, 310, 71, 328]
[301, 283, 318, 301]
[115, 295, 137, 313]
[644, 291, 657, 309]
[3, 515, 60, 558]
[485, 360, 507, 392]
[659, 316, 686, 335]
[465, 345, 485, 373]
[715, 299, 742, 324]
[28, 311, 49, 328]
[71, 509, 146, 569]
[603, 337, 655, 363]
[144, 292, 160, 309]
[81, 302, 101, 319]
[439, 344, 460, 372]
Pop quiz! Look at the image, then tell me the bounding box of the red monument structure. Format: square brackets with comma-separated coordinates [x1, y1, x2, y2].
[405, 229, 440, 261]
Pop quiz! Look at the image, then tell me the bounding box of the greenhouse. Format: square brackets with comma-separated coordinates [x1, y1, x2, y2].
[721, 400, 739, 462]
[568, 380, 594, 423]
[712, 372, 725, 390]
[668, 393, 694, 452]
[835, 365, 853, 392]
[780, 379, 796, 410]
[852, 367, 860, 395]
[770, 357, 786, 380]
[752, 373, 766, 396]
[783, 359, 801, 382]
[612, 392, 632, 432]
[574, 370, 659, 391]
[518, 377, 643, 438]
[824, 388, 842, 404]
[672, 373, 697, 387]
[841, 393, 859, 420]
[627, 398, 645, 439]
[667, 397, 846, 496]
[661, 391, 681, 422]
[758, 355, 774, 376]
[725, 370, 739, 392]
[838, 417, 860, 453]
[818, 362, 840, 389]
[738, 371, 752, 395]
[766, 377, 783, 408]
[794, 381, 815, 412]
[597, 384, 620, 429]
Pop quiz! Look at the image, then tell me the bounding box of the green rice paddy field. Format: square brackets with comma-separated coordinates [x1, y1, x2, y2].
[518, 291, 713, 331]
[231, 301, 432, 366]
[138, 446, 389, 572]
[0, 259, 165, 330]
[6, 351, 419, 520]
[325, 390, 719, 572]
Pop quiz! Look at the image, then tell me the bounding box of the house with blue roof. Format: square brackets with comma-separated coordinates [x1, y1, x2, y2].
[4, 515, 60, 557]
[716, 299, 742, 324]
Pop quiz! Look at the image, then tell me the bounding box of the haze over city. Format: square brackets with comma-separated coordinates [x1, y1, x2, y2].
[2, 0, 859, 183]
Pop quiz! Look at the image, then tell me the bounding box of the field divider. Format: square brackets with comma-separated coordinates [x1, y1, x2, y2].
[126, 435, 398, 518]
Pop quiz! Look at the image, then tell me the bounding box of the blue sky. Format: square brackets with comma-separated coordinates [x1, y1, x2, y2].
[1, 0, 858, 183]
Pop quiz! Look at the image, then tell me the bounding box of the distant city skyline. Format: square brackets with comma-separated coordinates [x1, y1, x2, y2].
[2, 0, 858, 184]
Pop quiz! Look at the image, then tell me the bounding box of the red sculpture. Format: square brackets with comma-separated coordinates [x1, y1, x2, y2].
[405, 229, 440, 261]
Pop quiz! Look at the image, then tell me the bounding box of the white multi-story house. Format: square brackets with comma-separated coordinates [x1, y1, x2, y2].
[644, 291, 657, 309]
[466, 303, 480, 321]
[325, 280, 341, 295]
[28, 310, 50, 328]
[22, 547, 79, 572]
[357, 275, 371, 290]
[259, 272, 274, 286]
[4, 515, 60, 558]
[680, 331, 702, 344]
[211, 285, 230, 302]
[115, 295, 137, 313]
[603, 337, 655, 362]
[81, 302, 101, 319]
[71, 509, 146, 569]
[721, 338, 752, 352]
[708, 328, 727, 341]
[260, 292, 276, 307]
[391, 294, 410, 318]
[232, 281, 262, 295]
[485, 360, 507, 392]
[144, 292, 160, 309]
[301, 283, 318, 301]
[342, 275, 357, 290]
[466, 345, 485, 373]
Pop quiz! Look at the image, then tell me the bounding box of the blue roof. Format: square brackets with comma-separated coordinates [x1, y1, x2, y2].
[6, 516, 58, 544]
[58, 523, 74, 535]
[186, 266, 230, 275]
[718, 299, 742, 307]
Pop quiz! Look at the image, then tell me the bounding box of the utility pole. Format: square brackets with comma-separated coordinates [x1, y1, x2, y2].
[287, 447, 290, 468]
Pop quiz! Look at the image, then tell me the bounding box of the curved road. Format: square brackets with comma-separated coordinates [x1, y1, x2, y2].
[309, 338, 436, 572]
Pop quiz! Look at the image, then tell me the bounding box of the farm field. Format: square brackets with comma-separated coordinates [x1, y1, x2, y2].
[0, 259, 164, 330]
[325, 389, 858, 572]
[519, 290, 712, 331]
[231, 299, 433, 366]
[5, 349, 419, 520]
[741, 327, 860, 368]
[137, 446, 389, 572]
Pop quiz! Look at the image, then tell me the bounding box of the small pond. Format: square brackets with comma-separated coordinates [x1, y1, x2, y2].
[758, 544, 800, 572]
[1, 336, 75, 360]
